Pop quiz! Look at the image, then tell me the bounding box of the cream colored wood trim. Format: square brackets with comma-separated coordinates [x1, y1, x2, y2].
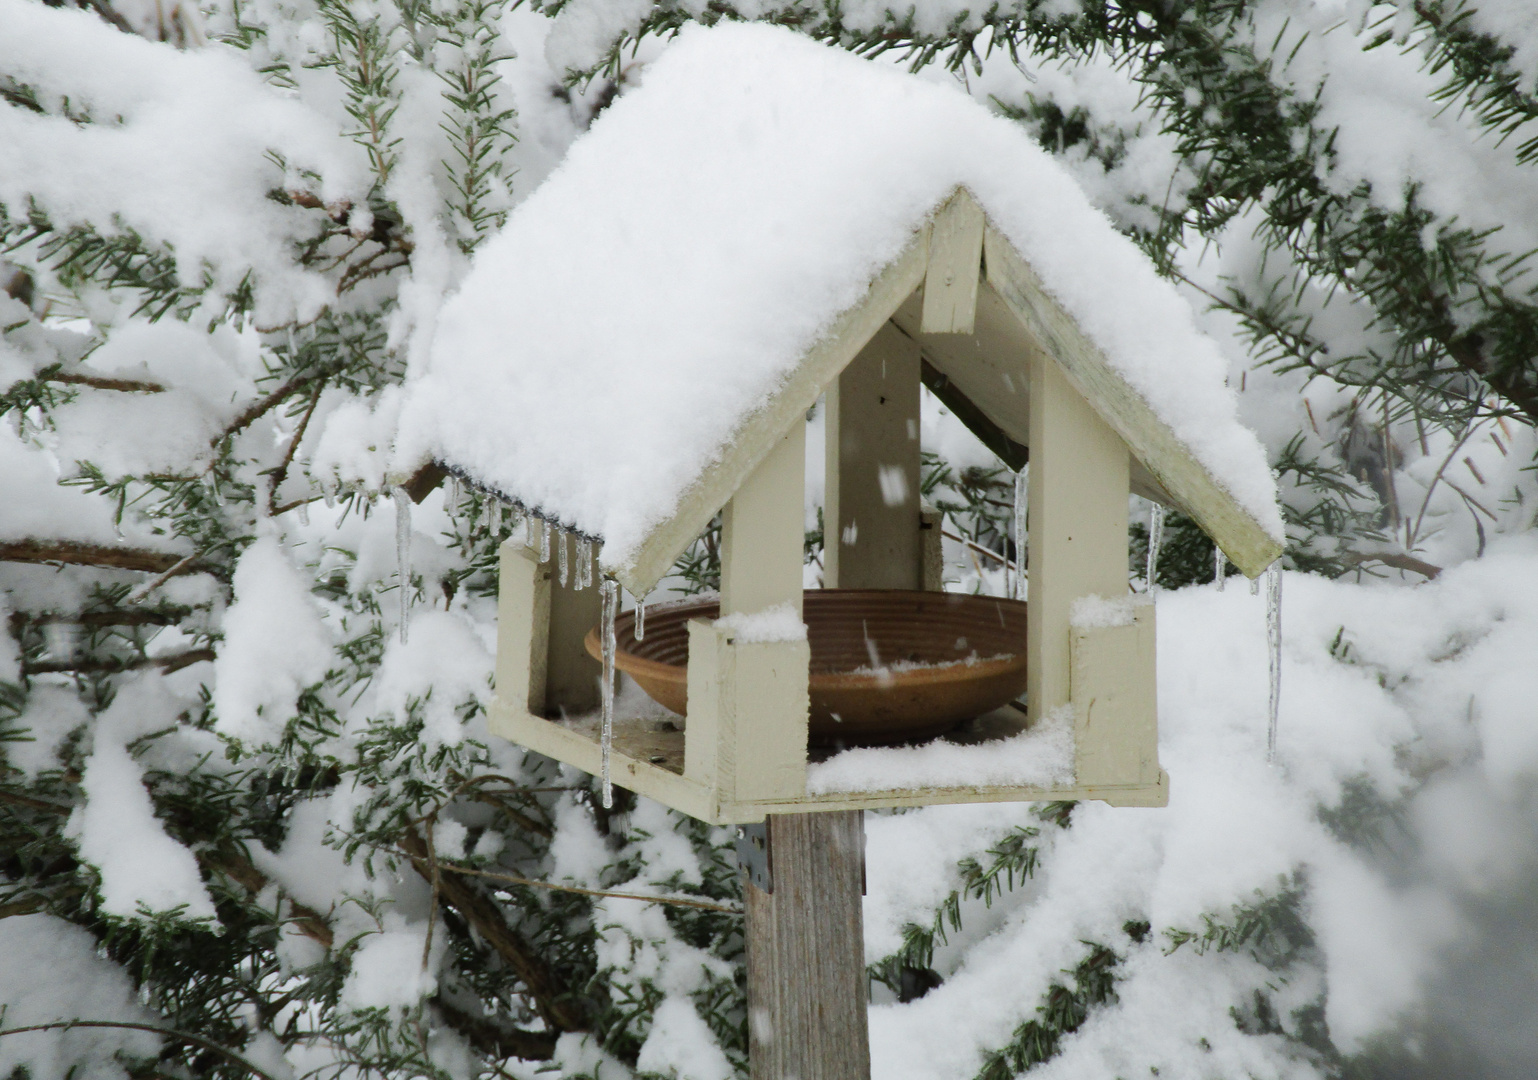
[824, 322, 923, 590]
[920, 189, 985, 335]
[1071, 603, 1160, 787]
[487, 698, 1168, 823]
[496, 541, 550, 716]
[983, 225, 1283, 577]
[488, 699, 718, 821]
[920, 506, 944, 591]
[686, 619, 810, 803]
[616, 233, 930, 595]
[546, 538, 603, 713]
[720, 421, 806, 617]
[1027, 347, 1131, 723]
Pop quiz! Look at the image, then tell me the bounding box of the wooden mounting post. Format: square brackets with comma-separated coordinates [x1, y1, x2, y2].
[746, 810, 869, 1080]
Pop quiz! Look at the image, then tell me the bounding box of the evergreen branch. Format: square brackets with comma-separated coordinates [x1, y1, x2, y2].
[431, 861, 743, 915]
[22, 648, 214, 676]
[0, 1022, 280, 1080]
[0, 541, 199, 574]
[397, 827, 591, 1033]
[46, 372, 166, 393]
[431, 998, 556, 1062]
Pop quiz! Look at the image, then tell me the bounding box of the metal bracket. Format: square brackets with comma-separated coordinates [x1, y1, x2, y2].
[735, 822, 772, 894]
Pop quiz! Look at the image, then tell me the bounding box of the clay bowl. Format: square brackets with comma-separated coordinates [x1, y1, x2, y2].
[583, 589, 1027, 746]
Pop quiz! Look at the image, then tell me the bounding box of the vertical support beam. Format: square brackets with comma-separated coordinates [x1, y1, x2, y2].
[920, 190, 985, 335]
[1027, 352, 1130, 722]
[824, 323, 922, 590]
[494, 541, 550, 721]
[1071, 603, 1160, 788]
[722, 421, 806, 617]
[920, 506, 945, 592]
[747, 810, 869, 1080]
[545, 535, 603, 714]
[688, 417, 810, 802]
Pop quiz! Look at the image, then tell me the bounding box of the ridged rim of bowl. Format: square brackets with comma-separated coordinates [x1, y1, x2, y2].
[584, 590, 1027, 692]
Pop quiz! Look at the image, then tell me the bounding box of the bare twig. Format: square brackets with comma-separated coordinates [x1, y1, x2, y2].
[0, 541, 194, 574]
[23, 648, 214, 676]
[47, 372, 165, 393]
[430, 861, 742, 915]
[1341, 551, 1442, 580]
[126, 553, 202, 605]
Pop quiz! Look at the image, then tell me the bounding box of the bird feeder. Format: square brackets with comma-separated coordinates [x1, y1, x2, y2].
[401, 173, 1280, 823]
[394, 27, 1284, 1077]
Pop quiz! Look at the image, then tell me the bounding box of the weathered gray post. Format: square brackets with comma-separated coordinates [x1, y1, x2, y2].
[743, 810, 869, 1080]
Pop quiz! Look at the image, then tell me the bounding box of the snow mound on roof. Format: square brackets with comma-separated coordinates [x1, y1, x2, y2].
[396, 23, 1282, 582]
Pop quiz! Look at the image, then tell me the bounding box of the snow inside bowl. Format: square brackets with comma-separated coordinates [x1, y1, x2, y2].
[584, 590, 1028, 746]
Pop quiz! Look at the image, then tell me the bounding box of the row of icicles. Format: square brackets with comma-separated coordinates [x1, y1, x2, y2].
[1145, 503, 1283, 762]
[392, 477, 643, 806]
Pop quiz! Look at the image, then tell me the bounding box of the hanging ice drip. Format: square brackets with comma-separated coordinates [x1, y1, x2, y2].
[599, 578, 619, 808]
[1215, 546, 1225, 591]
[1145, 502, 1165, 592]
[1265, 562, 1283, 762]
[491, 500, 503, 536]
[576, 536, 592, 590]
[633, 590, 646, 642]
[1012, 468, 1027, 600]
[557, 528, 570, 587]
[539, 518, 551, 563]
[392, 485, 412, 644]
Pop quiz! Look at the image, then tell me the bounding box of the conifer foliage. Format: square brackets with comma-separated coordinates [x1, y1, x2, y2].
[3, 2, 1538, 1080]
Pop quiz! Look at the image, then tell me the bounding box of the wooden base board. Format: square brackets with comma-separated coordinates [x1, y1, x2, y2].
[488, 699, 1168, 824]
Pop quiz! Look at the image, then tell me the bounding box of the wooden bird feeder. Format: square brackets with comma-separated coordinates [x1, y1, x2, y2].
[479, 187, 1279, 824]
[395, 31, 1282, 1078]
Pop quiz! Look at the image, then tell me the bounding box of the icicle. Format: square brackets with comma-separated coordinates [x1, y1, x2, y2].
[492, 500, 503, 536]
[323, 482, 336, 509]
[510, 506, 525, 545]
[1012, 468, 1027, 600]
[600, 578, 619, 809]
[297, 499, 309, 526]
[449, 474, 461, 509]
[575, 536, 592, 590]
[392, 485, 412, 644]
[1250, 575, 1261, 596]
[1145, 503, 1165, 592]
[1214, 546, 1225, 591]
[557, 528, 570, 586]
[634, 590, 646, 642]
[539, 518, 551, 563]
[1265, 562, 1283, 762]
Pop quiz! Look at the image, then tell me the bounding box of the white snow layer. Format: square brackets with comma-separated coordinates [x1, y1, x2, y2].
[66, 677, 218, 921]
[0, 0, 365, 325]
[808, 707, 1073, 794]
[396, 24, 1282, 586]
[213, 537, 335, 746]
[0, 915, 160, 1080]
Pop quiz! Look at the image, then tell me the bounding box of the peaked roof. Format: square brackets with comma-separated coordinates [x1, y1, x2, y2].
[394, 23, 1283, 594]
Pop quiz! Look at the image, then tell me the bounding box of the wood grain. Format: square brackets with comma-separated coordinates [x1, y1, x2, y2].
[746, 811, 870, 1080]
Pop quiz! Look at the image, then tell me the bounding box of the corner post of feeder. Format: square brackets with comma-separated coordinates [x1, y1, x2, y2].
[683, 421, 809, 809]
[1026, 350, 1131, 727]
[493, 540, 551, 727]
[825, 322, 923, 590]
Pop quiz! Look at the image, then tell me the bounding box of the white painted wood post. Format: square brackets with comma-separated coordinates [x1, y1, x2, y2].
[1026, 350, 1131, 723]
[824, 322, 923, 591]
[683, 421, 809, 805]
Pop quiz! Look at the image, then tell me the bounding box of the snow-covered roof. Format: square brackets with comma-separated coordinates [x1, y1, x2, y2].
[395, 23, 1283, 592]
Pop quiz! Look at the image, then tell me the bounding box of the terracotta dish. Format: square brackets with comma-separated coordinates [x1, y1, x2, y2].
[583, 589, 1027, 745]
